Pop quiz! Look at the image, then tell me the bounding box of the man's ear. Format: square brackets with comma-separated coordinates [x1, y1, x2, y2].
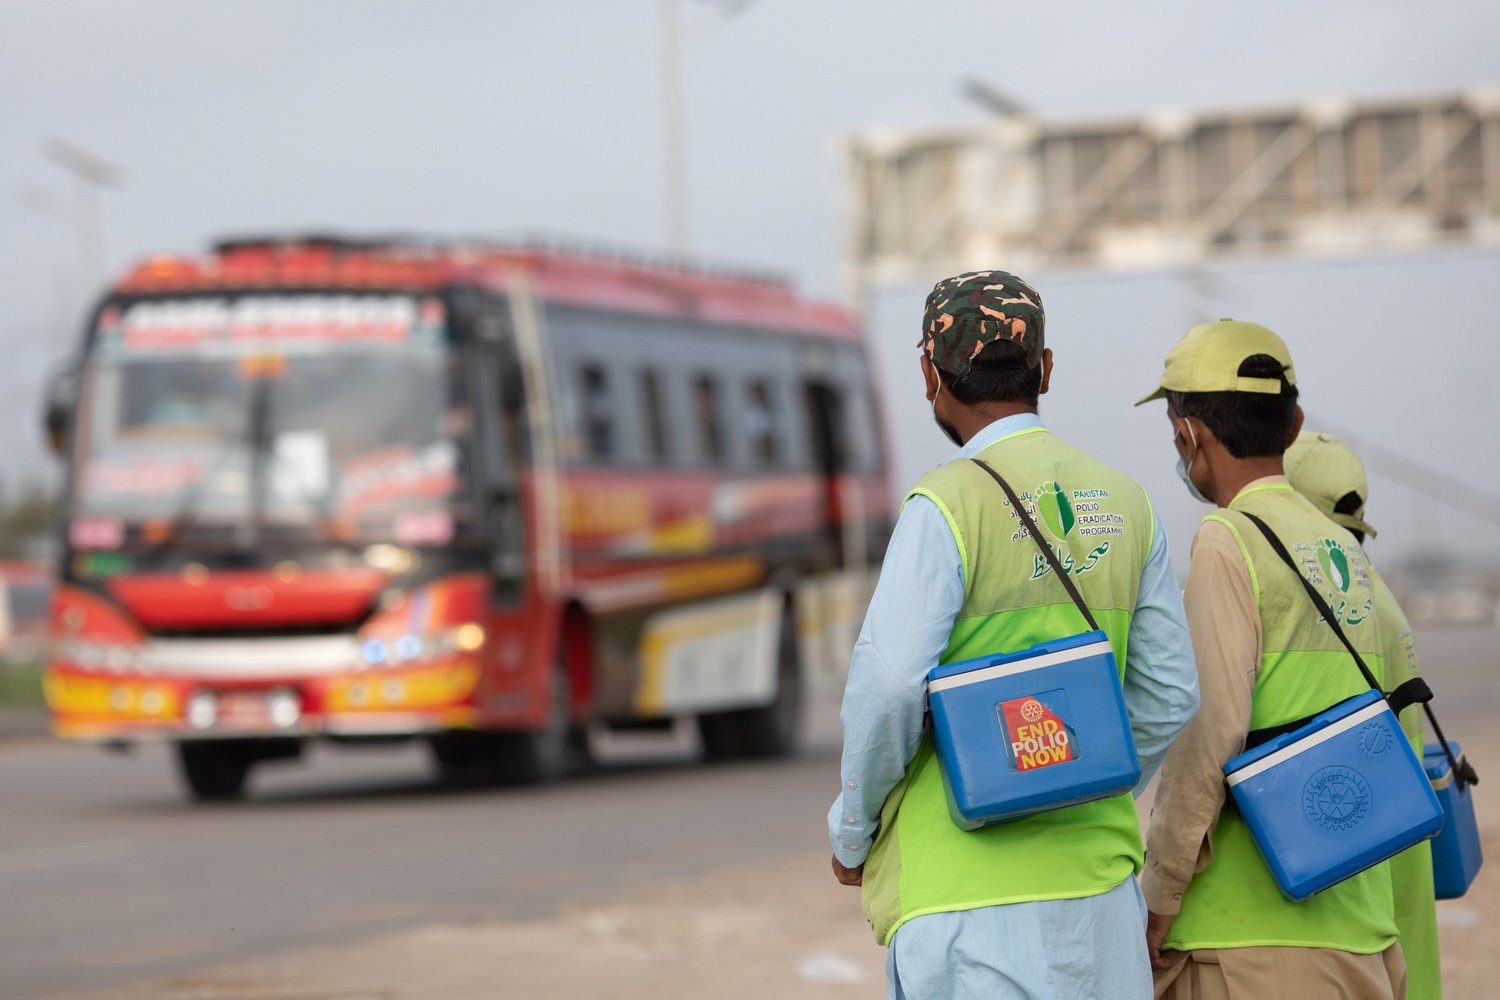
[1038, 348, 1054, 396]
[1180, 412, 1217, 453]
[921, 354, 940, 402]
[1286, 404, 1305, 449]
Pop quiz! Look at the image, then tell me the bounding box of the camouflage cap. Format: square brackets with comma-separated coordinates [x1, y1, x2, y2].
[919, 270, 1045, 378]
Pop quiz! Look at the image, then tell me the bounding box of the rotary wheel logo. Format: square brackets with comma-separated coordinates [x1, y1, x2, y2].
[1019, 698, 1046, 723]
[1302, 766, 1371, 832]
[1358, 721, 1393, 757]
[1036, 482, 1075, 540]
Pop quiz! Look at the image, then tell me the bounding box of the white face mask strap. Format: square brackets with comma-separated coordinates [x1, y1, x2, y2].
[1180, 417, 1201, 475]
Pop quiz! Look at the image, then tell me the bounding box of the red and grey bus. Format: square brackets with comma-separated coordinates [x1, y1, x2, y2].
[43, 236, 891, 800]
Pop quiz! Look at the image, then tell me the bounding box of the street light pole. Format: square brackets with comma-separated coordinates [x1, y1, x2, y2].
[657, 1, 756, 258]
[44, 138, 123, 297]
[659, 0, 690, 256]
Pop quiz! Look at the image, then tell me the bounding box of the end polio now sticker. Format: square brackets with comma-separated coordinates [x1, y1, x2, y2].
[999, 692, 1078, 771]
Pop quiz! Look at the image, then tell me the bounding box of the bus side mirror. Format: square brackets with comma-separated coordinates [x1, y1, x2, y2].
[486, 488, 526, 604]
[43, 364, 81, 455]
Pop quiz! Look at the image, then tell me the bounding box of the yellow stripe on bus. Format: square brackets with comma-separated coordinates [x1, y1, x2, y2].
[324, 660, 481, 713]
[657, 556, 763, 600]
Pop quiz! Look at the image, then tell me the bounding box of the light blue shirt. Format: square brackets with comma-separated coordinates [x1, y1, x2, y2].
[829, 413, 1198, 867]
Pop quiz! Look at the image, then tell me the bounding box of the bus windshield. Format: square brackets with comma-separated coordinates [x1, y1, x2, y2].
[71, 294, 468, 546]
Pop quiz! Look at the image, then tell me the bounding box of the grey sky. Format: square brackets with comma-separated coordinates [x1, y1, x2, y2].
[3, 0, 1498, 571]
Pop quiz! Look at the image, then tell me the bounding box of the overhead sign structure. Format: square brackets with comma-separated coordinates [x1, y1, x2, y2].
[842, 88, 1500, 296]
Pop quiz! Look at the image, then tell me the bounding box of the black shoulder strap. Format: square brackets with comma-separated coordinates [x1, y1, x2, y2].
[1239, 511, 1383, 694]
[1240, 510, 1477, 788]
[972, 459, 1100, 634]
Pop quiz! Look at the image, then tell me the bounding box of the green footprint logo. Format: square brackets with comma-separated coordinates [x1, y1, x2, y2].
[1317, 539, 1352, 593]
[1036, 482, 1075, 540]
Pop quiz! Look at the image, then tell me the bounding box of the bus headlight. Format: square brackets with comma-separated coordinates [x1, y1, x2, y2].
[267, 687, 301, 729]
[186, 691, 218, 730]
[357, 623, 484, 666]
[453, 623, 485, 652]
[59, 638, 143, 671]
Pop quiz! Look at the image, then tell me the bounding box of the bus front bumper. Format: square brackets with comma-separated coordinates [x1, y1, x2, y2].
[45, 659, 483, 744]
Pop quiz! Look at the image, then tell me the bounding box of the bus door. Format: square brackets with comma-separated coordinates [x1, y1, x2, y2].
[468, 305, 552, 728]
[467, 306, 529, 603]
[802, 380, 846, 569]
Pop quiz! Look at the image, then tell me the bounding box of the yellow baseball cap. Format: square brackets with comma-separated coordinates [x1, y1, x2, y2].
[1284, 431, 1378, 539]
[1136, 318, 1297, 406]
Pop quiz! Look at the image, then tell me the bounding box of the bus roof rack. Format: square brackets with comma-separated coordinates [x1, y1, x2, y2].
[207, 231, 793, 289]
[505, 231, 793, 289]
[210, 232, 435, 256]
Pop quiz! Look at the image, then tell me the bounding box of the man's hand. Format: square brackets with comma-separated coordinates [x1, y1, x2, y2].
[831, 855, 864, 886]
[1145, 910, 1180, 970]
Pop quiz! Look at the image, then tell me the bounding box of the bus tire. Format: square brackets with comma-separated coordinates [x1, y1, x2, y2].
[698, 598, 803, 760]
[484, 661, 575, 785]
[428, 732, 491, 786]
[696, 708, 747, 761]
[176, 741, 254, 801]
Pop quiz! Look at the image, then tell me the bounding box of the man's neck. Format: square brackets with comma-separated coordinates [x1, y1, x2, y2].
[1212, 457, 1285, 507]
[956, 403, 1038, 445]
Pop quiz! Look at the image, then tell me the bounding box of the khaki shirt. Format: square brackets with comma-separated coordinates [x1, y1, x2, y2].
[1144, 476, 1404, 998]
[1141, 484, 1263, 914]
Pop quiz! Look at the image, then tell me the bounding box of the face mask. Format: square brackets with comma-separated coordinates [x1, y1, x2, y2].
[1175, 455, 1212, 504]
[1175, 419, 1212, 504]
[1176, 419, 1212, 503]
[932, 381, 962, 447]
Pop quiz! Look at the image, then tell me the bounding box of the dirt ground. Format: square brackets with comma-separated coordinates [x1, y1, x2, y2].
[46, 728, 1498, 1000]
[49, 843, 889, 1000]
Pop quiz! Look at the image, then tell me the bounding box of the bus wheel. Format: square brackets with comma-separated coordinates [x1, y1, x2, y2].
[699, 599, 803, 760]
[485, 663, 575, 785]
[176, 741, 253, 801]
[428, 732, 491, 786]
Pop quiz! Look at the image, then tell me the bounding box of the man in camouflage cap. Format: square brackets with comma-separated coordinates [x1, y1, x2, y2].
[830, 270, 1198, 999]
[918, 270, 1046, 378]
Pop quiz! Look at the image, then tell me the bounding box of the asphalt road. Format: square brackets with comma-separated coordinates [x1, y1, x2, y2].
[1, 708, 846, 1000]
[3, 623, 1496, 1000]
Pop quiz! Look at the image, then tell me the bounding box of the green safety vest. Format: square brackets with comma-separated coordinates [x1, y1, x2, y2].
[1165, 482, 1398, 953]
[1372, 571, 1440, 999]
[861, 426, 1156, 945]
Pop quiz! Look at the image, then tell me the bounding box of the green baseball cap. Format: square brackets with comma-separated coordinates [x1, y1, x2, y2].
[1136, 318, 1296, 406]
[919, 270, 1045, 378]
[1284, 431, 1378, 538]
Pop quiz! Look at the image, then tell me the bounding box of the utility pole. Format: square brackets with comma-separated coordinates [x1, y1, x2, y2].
[658, 0, 690, 256]
[656, 0, 754, 258]
[44, 138, 124, 297]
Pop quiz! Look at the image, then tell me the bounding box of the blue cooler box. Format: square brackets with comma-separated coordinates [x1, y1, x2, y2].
[927, 629, 1140, 830]
[1423, 741, 1483, 899]
[1224, 690, 1443, 901]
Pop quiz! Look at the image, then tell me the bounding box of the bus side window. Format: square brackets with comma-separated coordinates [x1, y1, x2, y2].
[745, 378, 778, 468]
[840, 348, 884, 475]
[845, 386, 882, 474]
[580, 363, 614, 462]
[693, 374, 724, 466]
[640, 368, 671, 464]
